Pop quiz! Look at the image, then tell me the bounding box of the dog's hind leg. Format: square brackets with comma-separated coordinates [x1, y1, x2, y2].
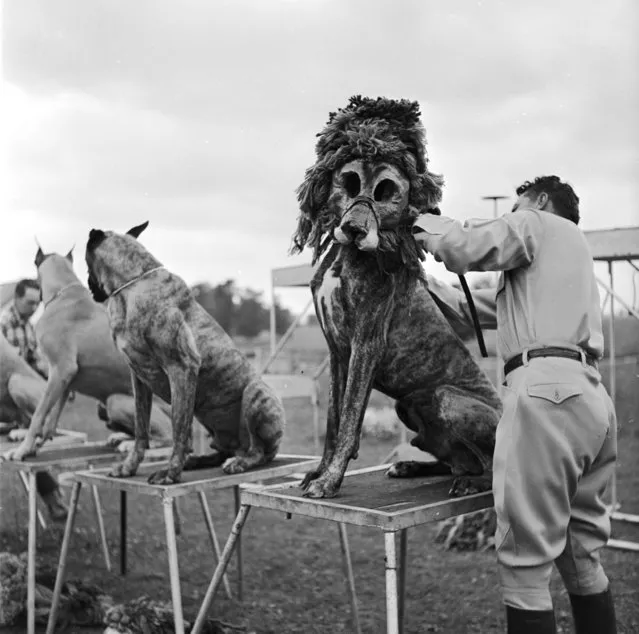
[222, 379, 285, 475]
[3, 358, 78, 461]
[183, 449, 230, 471]
[110, 373, 152, 479]
[301, 354, 346, 490]
[434, 385, 499, 497]
[387, 400, 454, 479]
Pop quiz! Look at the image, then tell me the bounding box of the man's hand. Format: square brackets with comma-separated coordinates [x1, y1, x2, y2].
[412, 224, 428, 249]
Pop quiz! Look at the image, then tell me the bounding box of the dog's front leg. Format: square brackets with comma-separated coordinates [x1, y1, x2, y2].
[301, 353, 346, 490]
[39, 386, 73, 444]
[110, 372, 152, 479]
[304, 342, 380, 499]
[147, 360, 200, 485]
[3, 360, 77, 461]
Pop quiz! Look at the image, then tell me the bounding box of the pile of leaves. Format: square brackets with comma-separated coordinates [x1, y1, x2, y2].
[435, 509, 497, 551]
[0, 551, 250, 633]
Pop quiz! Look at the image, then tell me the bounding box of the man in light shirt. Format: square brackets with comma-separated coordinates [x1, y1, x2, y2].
[415, 175, 617, 634]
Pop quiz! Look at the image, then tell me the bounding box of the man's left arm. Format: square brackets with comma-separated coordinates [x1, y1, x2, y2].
[414, 209, 545, 274]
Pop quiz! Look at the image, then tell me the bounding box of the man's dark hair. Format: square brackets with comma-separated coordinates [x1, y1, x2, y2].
[14, 279, 40, 298]
[516, 175, 580, 225]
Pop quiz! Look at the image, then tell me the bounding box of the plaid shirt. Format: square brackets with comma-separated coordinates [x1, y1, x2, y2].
[0, 300, 48, 377]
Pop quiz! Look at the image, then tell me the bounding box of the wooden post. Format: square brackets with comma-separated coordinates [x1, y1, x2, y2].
[338, 523, 361, 634]
[46, 482, 83, 634]
[198, 491, 232, 599]
[163, 496, 185, 634]
[191, 504, 252, 634]
[384, 531, 400, 634]
[27, 472, 37, 634]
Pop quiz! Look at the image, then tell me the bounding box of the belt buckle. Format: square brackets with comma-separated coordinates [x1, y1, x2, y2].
[521, 348, 530, 367]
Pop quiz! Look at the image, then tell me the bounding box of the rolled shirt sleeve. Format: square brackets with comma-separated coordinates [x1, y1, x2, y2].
[415, 210, 545, 274]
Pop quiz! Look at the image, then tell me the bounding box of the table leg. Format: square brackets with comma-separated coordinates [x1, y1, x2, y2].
[234, 485, 243, 601]
[120, 490, 127, 575]
[91, 481, 111, 572]
[191, 504, 251, 634]
[163, 496, 185, 634]
[27, 472, 37, 634]
[18, 471, 47, 530]
[173, 498, 182, 536]
[338, 523, 362, 634]
[398, 529, 408, 634]
[45, 481, 83, 634]
[198, 491, 232, 599]
[384, 530, 400, 634]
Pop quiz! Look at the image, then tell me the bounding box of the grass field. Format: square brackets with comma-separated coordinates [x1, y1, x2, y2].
[1, 361, 638, 633]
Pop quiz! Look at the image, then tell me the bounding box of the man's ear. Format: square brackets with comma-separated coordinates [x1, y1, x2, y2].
[126, 221, 149, 239]
[536, 192, 549, 210]
[35, 247, 45, 268]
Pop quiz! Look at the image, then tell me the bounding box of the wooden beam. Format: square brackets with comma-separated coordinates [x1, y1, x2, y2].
[271, 263, 314, 288]
[584, 227, 639, 261]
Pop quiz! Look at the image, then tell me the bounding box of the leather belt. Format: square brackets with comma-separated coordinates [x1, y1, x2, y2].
[504, 347, 597, 376]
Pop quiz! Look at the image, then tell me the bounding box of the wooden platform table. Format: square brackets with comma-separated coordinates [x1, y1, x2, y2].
[1, 429, 87, 531]
[192, 464, 494, 634]
[45, 454, 321, 634]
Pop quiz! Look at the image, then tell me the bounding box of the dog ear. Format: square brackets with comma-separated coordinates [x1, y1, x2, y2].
[66, 245, 75, 262]
[35, 247, 45, 268]
[126, 221, 149, 239]
[87, 229, 107, 251]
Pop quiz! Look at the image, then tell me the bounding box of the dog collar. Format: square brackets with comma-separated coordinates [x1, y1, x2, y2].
[43, 282, 84, 309]
[109, 266, 165, 299]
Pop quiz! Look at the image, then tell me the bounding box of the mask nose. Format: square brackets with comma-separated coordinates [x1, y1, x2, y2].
[340, 219, 367, 241]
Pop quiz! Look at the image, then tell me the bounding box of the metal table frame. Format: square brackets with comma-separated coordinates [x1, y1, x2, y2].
[0, 439, 126, 634]
[192, 464, 494, 634]
[45, 454, 321, 634]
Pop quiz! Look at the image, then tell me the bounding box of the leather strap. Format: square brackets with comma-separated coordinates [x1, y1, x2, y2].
[504, 346, 597, 376]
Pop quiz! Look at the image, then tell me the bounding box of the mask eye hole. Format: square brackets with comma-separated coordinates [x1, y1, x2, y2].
[341, 171, 361, 197]
[374, 179, 397, 202]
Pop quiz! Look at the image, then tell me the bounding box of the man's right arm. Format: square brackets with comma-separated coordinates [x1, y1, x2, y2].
[425, 274, 498, 339]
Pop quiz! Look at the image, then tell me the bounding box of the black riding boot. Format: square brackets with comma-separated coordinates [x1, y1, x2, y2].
[506, 606, 556, 633]
[569, 588, 617, 634]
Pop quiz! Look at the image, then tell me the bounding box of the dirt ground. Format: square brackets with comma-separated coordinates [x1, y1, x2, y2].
[1, 370, 638, 633]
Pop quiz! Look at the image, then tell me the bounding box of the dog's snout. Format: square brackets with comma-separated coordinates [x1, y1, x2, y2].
[341, 221, 367, 240]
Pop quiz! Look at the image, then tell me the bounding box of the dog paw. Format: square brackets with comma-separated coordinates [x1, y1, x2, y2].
[117, 440, 135, 455]
[449, 475, 492, 498]
[303, 477, 339, 499]
[300, 469, 323, 491]
[8, 428, 28, 442]
[222, 457, 248, 474]
[109, 461, 138, 478]
[2, 440, 37, 462]
[107, 432, 132, 448]
[147, 469, 181, 485]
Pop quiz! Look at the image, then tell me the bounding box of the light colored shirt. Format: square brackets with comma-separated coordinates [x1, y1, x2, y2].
[416, 209, 604, 362]
[0, 300, 48, 376]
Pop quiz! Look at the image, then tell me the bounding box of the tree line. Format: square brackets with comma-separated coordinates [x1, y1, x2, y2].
[192, 279, 295, 338]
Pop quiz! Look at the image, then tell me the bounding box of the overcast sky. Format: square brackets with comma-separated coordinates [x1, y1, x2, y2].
[2, 0, 638, 315]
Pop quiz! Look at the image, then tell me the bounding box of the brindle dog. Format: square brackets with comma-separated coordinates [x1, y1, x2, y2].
[85, 222, 285, 484]
[291, 96, 502, 499]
